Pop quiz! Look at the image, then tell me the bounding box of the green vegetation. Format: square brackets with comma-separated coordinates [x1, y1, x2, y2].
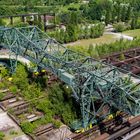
[0, 131, 5, 140]
[0, 92, 5, 101]
[0, 64, 78, 134]
[1, 0, 140, 45]
[49, 23, 104, 43]
[69, 38, 140, 58]
[113, 22, 130, 32]
[66, 33, 117, 47]
[20, 122, 36, 134]
[1, 0, 140, 135]
[123, 29, 140, 38]
[0, 0, 140, 28]
[9, 130, 18, 135]
[0, 0, 81, 6]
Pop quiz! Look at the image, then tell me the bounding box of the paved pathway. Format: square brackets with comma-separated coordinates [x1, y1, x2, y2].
[0, 55, 30, 66]
[0, 108, 29, 140]
[104, 32, 134, 41]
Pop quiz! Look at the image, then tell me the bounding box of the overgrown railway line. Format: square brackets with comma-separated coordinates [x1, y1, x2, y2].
[103, 47, 140, 75]
[68, 114, 140, 140]
[1, 26, 140, 139]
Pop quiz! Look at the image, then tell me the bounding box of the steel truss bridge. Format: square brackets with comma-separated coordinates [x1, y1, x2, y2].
[0, 26, 140, 129]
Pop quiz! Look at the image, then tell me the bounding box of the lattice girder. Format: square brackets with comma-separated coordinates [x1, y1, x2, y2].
[0, 26, 140, 129]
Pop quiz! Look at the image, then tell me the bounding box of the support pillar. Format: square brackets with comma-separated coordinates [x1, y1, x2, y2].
[54, 13, 56, 25]
[10, 17, 13, 25]
[21, 16, 25, 23]
[44, 14, 47, 32]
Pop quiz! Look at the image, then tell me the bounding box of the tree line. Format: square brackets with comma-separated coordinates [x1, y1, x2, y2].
[0, 0, 81, 6]
[69, 38, 140, 59]
[48, 23, 104, 43]
[80, 0, 140, 27]
[1, 0, 140, 31]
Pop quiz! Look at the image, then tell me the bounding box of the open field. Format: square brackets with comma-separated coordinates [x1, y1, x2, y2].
[65, 34, 118, 47]
[123, 29, 140, 38]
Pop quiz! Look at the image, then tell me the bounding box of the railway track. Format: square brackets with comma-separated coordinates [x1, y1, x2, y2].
[11, 102, 30, 115]
[68, 113, 140, 140]
[34, 124, 54, 137]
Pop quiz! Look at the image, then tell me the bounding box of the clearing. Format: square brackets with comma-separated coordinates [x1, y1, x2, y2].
[123, 29, 140, 38]
[65, 34, 118, 47]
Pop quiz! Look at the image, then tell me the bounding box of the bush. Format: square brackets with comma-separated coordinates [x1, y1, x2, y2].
[12, 65, 28, 90]
[113, 22, 129, 32]
[49, 23, 104, 43]
[0, 19, 6, 26]
[52, 120, 62, 128]
[9, 85, 18, 94]
[20, 122, 36, 134]
[0, 93, 5, 101]
[9, 130, 18, 135]
[0, 131, 5, 140]
[12, 22, 29, 27]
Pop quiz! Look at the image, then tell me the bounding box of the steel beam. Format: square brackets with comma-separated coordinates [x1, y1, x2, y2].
[1, 26, 140, 129]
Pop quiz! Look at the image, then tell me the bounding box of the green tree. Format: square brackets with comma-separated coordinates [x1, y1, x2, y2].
[12, 65, 28, 90]
[113, 22, 126, 32]
[121, 6, 127, 22]
[131, 13, 138, 29]
[125, 5, 132, 21]
[66, 24, 78, 42]
[105, 10, 111, 25]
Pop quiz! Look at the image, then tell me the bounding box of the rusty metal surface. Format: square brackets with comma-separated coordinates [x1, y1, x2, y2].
[103, 48, 140, 75]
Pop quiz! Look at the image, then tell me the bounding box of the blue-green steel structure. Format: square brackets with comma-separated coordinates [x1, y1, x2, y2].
[0, 26, 140, 129]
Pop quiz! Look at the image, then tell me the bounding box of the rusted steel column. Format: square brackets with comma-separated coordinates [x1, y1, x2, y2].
[43, 14, 47, 32]
[10, 16, 13, 25]
[132, 68, 140, 75]
[21, 16, 25, 23]
[54, 13, 56, 25]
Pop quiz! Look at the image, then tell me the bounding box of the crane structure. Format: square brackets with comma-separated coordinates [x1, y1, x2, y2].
[0, 26, 140, 129]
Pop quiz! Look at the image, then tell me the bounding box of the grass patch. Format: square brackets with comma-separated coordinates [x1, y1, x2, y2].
[3, 17, 21, 26]
[123, 29, 140, 38]
[59, 3, 81, 12]
[66, 34, 118, 48]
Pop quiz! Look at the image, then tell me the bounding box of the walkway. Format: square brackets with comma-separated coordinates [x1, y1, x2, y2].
[0, 108, 29, 140]
[104, 32, 134, 41]
[0, 49, 31, 66]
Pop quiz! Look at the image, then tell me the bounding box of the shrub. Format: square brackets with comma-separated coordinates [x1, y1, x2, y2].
[9, 85, 18, 94]
[12, 22, 29, 27]
[0, 131, 5, 140]
[52, 120, 62, 128]
[0, 19, 6, 26]
[20, 122, 36, 134]
[113, 22, 128, 32]
[0, 93, 5, 101]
